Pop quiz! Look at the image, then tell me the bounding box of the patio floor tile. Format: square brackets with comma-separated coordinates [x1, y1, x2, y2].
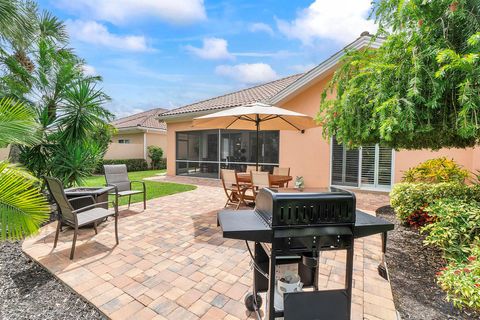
[23, 176, 395, 319]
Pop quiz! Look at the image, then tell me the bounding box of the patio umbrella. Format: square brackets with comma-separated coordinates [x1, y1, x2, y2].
[192, 102, 318, 170]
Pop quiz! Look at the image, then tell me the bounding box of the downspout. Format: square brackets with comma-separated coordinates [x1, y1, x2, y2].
[143, 132, 147, 160]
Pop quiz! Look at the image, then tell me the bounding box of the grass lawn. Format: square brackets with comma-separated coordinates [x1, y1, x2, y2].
[81, 170, 196, 206]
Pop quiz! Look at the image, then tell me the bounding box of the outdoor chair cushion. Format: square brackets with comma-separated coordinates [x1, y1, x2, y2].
[77, 208, 115, 227]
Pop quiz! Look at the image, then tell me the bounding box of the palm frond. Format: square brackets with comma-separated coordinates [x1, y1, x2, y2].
[0, 97, 39, 147]
[0, 161, 50, 240]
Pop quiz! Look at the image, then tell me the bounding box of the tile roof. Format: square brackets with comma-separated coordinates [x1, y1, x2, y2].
[159, 73, 304, 118]
[112, 108, 167, 130]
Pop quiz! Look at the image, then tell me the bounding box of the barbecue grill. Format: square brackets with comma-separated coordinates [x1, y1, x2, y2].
[217, 187, 394, 320]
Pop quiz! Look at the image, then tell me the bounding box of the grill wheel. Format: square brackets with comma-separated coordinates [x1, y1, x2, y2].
[245, 292, 263, 312]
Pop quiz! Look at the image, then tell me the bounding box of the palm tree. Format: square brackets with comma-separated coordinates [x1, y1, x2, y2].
[0, 97, 49, 240]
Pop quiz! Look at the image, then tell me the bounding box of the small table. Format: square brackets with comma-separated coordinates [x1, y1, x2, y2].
[236, 173, 293, 188]
[64, 186, 114, 210]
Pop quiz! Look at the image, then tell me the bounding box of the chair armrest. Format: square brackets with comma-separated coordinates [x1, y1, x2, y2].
[130, 180, 146, 192]
[73, 201, 117, 214]
[68, 195, 95, 206]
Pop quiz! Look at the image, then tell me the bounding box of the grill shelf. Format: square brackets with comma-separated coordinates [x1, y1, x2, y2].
[217, 187, 394, 320]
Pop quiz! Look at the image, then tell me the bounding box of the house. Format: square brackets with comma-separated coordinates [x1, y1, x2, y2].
[105, 108, 167, 165]
[158, 33, 480, 191]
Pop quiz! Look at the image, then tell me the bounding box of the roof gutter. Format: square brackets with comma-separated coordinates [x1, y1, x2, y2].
[116, 126, 166, 134]
[157, 107, 234, 123]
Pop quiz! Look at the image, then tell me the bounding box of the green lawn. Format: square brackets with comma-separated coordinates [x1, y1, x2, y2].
[81, 170, 196, 206]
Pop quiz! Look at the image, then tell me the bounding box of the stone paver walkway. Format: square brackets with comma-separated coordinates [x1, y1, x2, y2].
[23, 178, 396, 320]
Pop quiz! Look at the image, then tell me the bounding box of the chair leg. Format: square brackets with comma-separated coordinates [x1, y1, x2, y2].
[114, 214, 119, 245]
[143, 192, 146, 210]
[70, 227, 78, 260]
[127, 195, 131, 209]
[53, 220, 61, 248]
[93, 222, 98, 235]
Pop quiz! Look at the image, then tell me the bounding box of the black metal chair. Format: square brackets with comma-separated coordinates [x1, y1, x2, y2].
[44, 176, 119, 260]
[103, 164, 146, 210]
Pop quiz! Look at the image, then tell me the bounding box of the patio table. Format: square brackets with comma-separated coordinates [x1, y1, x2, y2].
[236, 172, 293, 187]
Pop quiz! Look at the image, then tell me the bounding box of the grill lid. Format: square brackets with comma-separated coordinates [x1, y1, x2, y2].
[254, 187, 356, 227]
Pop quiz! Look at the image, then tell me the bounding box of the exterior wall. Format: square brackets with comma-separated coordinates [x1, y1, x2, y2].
[104, 133, 145, 160]
[145, 131, 168, 165]
[277, 74, 334, 187]
[393, 148, 476, 183]
[166, 121, 196, 176]
[0, 145, 11, 161]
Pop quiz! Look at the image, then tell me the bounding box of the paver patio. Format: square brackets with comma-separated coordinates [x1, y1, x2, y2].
[23, 177, 396, 320]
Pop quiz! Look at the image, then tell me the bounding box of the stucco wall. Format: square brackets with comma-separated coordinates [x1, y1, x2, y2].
[166, 121, 196, 175]
[104, 133, 144, 160]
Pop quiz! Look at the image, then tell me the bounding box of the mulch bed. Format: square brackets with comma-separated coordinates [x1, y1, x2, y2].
[377, 206, 480, 320]
[0, 241, 105, 320]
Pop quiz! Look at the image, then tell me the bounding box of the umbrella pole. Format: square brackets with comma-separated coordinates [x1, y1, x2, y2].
[256, 115, 259, 171]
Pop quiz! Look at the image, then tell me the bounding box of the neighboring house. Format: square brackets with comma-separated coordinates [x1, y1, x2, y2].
[159, 33, 480, 191]
[0, 145, 10, 161]
[105, 108, 168, 165]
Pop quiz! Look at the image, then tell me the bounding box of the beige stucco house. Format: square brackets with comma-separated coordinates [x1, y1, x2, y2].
[158, 33, 480, 191]
[105, 108, 167, 165]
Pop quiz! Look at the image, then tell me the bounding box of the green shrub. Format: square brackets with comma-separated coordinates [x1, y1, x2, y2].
[402, 157, 469, 183]
[390, 182, 480, 224]
[436, 246, 480, 310]
[147, 146, 164, 169]
[95, 159, 148, 174]
[422, 199, 480, 261]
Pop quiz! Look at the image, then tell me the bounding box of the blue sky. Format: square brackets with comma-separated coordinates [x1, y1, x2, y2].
[37, 0, 376, 118]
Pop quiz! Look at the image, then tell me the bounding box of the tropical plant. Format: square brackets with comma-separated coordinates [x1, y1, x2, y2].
[147, 146, 164, 169]
[0, 97, 49, 241]
[402, 157, 470, 183]
[318, 0, 480, 150]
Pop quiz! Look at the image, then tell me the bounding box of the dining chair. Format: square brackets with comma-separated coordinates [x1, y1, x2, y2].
[221, 169, 253, 209]
[246, 165, 258, 173]
[250, 171, 271, 199]
[44, 176, 119, 260]
[273, 167, 291, 187]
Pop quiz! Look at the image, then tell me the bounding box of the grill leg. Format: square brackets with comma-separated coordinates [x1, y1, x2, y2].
[345, 241, 354, 320]
[266, 243, 276, 320]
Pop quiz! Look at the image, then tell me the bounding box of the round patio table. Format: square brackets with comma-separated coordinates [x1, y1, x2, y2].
[236, 172, 293, 188]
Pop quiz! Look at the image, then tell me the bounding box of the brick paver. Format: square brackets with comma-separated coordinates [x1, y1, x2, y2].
[23, 176, 396, 319]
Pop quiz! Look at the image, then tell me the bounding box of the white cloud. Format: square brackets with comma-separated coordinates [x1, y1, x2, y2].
[289, 63, 316, 73]
[59, 0, 206, 25]
[82, 64, 97, 76]
[215, 63, 279, 85]
[277, 0, 377, 45]
[249, 22, 274, 36]
[186, 38, 234, 60]
[67, 20, 150, 52]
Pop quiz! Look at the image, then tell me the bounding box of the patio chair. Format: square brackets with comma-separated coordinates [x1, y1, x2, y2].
[44, 176, 119, 260]
[250, 171, 272, 199]
[221, 169, 253, 209]
[103, 164, 146, 210]
[273, 167, 291, 187]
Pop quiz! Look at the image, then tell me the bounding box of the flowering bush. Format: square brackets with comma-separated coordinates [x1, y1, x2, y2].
[437, 247, 480, 310]
[422, 199, 480, 261]
[402, 157, 469, 183]
[390, 182, 480, 224]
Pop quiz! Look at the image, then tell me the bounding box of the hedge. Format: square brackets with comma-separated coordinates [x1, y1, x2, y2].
[95, 159, 148, 174]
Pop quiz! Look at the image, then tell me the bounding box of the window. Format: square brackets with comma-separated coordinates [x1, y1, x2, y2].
[331, 137, 393, 190]
[175, 130, 279, 178]
[118, 139, 130, 144]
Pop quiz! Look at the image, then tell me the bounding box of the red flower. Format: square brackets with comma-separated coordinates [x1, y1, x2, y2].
[475, 284, 480, 288]
[439, 267, 447, 271]
[449, 1, 458, 13]
[418, 19, 424, 27]
[463, 268, 471, 273]
[436, 271, 443, 276]
[468, 256, 476, 262]
[454, 270, 461, 275]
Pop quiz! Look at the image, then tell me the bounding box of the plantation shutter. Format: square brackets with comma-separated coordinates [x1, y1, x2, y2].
[378, 146, 393, 187]
[361, 145, 376, 186]
[331, 137, 359, 187]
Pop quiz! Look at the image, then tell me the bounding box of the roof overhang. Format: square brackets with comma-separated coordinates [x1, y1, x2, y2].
[157, 107, 234, 123]
[115, 126, 166, 134]
[269, 35, 384, 105]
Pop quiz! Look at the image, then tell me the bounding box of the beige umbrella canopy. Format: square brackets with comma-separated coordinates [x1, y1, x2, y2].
[193, 102, 318, 169]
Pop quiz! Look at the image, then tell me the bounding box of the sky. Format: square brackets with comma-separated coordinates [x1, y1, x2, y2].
[37, 0, 377, 118]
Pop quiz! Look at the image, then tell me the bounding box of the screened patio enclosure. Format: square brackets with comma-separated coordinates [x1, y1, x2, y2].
[176, 129, 279, 178]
